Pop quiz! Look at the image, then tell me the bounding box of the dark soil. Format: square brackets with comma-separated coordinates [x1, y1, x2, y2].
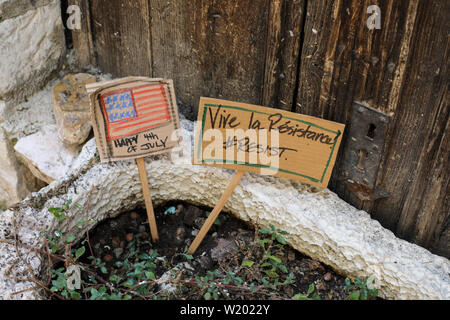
[52, 201, 355, 300]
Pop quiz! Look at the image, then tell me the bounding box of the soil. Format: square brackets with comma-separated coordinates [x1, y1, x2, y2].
[54, 201, 355, 300]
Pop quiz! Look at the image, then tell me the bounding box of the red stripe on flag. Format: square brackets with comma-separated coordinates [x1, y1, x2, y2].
[132, 87, 162, 95]
[111, 115, 170, 132]
[137, 103, 169, 113]
[133, 93, 164, 102]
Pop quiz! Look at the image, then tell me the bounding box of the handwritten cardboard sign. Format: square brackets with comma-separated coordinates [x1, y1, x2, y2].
[87, 77, 182, 162]
[193, 97, 345, 187]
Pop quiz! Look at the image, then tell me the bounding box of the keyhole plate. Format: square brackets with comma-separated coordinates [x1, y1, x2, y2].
[342, 101, 391, 192]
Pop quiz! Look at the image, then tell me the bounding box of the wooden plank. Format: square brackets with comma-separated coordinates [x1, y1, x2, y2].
[89, 0, 152, 77]
[262, 0, 306, 111]
[150, 0, 270, 114]
[294, 0, 449, 256]
[68, 0, 95, 67]
[374, 0, 450, 253]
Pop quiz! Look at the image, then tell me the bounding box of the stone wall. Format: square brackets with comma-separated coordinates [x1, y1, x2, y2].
[0, 0, 65, 208]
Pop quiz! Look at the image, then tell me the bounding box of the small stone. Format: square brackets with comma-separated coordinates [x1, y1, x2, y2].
[210, 238, 239, 261]
[197, 255, 213, 270]
[174, 226, 186, 245]
[103, 254, 113, 262]
[316, 281, 327, 291]
[306, 259, 325, 272]
[175, 204, 184, 215]
[183, 205, 203, 227]
[324, 272, 332, 281]
[130, 212, 138, 219]
[113, 248, 123, 259]
[288, 250, 296, 261]
[140, 232, 149, 240]
[191, 229, 198, 236]
[193, 217, 206, 230]
[14, 125, 80, 183]
[111, 237, 121, 248]
[125, 233, 133, 242]
[52, 73, 97, 146]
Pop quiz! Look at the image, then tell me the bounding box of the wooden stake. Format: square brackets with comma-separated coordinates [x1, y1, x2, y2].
[136, 157, 159, 242]
[188, 171, 245, 254]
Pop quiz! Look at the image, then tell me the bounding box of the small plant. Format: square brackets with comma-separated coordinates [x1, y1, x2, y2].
[344, 276, 378, 300]
[258, 224, 289, 280]
[292, 283, 321, 300]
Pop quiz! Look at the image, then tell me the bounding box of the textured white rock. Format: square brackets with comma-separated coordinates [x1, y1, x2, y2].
[14, 125, 81, 184]
[0, 0, 64, 101]
[0, 80, 58, 207]
[0, 118, 448, 300]
[0, 128, 29, 208]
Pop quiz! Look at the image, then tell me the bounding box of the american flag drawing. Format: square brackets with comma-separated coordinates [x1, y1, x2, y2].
[100, 83, 171, 140]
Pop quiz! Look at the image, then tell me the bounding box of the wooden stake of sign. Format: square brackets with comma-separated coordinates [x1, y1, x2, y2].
[136, 157, 159, 242]
[87, 77, 182, 244]
[188, 171, 245, 254]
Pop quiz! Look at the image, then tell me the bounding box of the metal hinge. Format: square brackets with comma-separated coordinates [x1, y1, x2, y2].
[341, 101, 391, 201]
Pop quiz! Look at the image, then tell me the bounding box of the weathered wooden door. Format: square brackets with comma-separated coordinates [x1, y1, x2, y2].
[69, 0, 449, 258]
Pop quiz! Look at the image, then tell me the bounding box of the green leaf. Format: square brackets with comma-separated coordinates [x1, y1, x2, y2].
[49, 208, 66, 221]
[70, 290, 81, 300]
[145, 271, 156, 280]
[184, 254, 194, 260]
[307, 283, 315, 295]
[109, 275, 121, 283]
[277, 264, 288, 273]
[65, 235, 76, 243]
[349, 290, 361, 300]
[259, 227, 271, 234]
[241, 260, 255, 268]
[361, 288, 368, 300]
[75, 247, 85, 260]
[276, 235, 286, 245]
[266, 255, 282, 264]
[292, 293, 309, 300]
[204, 292, 211, 300]
[100, 266, 108, 274]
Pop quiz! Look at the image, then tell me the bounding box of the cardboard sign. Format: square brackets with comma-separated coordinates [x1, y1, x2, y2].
[193, 97, 345, 187]
[87, 77, 182, 162]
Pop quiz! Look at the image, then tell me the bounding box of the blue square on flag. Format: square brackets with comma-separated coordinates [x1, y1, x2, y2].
[102, 90, 138, 123]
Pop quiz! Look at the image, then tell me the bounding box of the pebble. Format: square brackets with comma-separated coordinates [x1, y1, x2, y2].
[112, 236, 121, 248]
[113, 248, 123, 259]
[324, 272, 332, 281]
[103, 254, 113, 262]
[191, 229, 198, 236]
[130, 211, 139, 219]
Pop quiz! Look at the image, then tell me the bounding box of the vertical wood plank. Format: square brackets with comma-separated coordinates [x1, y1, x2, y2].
[262, 0, 306, 111]
[69, 0, 95, 67]
[150, 0, 270, 113]
[294, 0, 449, 256]
[89, 0, 152, 77]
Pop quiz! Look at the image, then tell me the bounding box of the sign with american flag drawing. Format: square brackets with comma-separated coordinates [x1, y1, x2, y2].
[87, 77, 182, 162]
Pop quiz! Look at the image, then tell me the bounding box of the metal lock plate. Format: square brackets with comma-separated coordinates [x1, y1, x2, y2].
[342, 101, 391, 201]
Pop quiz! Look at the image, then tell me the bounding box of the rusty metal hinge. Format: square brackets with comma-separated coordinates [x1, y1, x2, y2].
[341, 101, 391, 201]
